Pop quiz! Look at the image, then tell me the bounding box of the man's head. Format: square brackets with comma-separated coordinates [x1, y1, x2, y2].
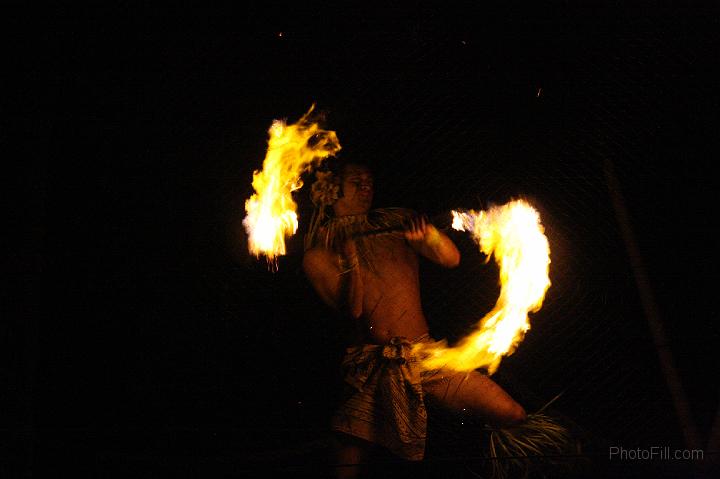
[332, 162, 374, 216]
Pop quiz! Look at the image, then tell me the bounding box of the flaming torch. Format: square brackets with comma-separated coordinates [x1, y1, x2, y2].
[243, 105, 341, 268]
[416, 199, 551, 374]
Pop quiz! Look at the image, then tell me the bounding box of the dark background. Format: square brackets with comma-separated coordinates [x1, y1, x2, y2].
[8, 2, 720, 478]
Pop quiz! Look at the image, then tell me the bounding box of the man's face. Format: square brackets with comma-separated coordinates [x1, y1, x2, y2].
[333, 164, 374, 216]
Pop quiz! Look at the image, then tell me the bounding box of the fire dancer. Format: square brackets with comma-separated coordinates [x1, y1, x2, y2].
[302, 162, 527, 477]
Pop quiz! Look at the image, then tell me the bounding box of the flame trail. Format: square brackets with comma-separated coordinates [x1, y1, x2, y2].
[416, 199, 551, 374]
[243, 105, 341, 267]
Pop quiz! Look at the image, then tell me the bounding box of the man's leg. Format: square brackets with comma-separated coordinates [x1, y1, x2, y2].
[331, 433, 371, 479]
[423, 370, 526, 427]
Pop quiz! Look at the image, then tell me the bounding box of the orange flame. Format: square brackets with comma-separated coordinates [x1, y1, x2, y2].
[416, 199, 551, 374]
[243, 105, 341, 267]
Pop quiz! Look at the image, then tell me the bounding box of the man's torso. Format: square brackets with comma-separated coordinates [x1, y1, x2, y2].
[353, 234, 430, 344]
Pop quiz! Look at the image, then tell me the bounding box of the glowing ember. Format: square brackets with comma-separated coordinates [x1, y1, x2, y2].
[416, 199, 551, 374]
[243, 105, 341, 267]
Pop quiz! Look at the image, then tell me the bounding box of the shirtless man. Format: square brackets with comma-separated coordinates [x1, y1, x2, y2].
[303, 163, 526, 478]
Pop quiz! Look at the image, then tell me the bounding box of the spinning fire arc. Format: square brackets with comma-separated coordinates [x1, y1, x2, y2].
[414, 202, 551, 374]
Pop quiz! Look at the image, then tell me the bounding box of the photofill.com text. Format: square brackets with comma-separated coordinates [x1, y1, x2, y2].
[609, 446, 703, 461]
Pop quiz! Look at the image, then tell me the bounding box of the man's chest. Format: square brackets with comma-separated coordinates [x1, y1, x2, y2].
[361, 236, 418, 281]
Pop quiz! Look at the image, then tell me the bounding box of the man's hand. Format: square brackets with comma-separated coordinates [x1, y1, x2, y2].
[342, 238, 359, 261]
[340, 239, 360, 273]
[404, 214, 460, 268]
[403, 214, 427, 242]
[404, 215, 441, 246]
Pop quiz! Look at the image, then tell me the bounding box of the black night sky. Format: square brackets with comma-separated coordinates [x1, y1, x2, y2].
[10, 3, 720, 478]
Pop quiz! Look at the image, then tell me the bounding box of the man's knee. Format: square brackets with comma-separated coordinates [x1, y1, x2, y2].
[509, 402, 528, 424]
[494, 401, 527, 427]
[423, 370, 527, 426]
[332, 434, 371, 462]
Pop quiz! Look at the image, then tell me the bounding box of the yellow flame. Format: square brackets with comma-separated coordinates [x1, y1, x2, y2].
[416, 199, 550, 374]
[243, 105, 341, 267]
